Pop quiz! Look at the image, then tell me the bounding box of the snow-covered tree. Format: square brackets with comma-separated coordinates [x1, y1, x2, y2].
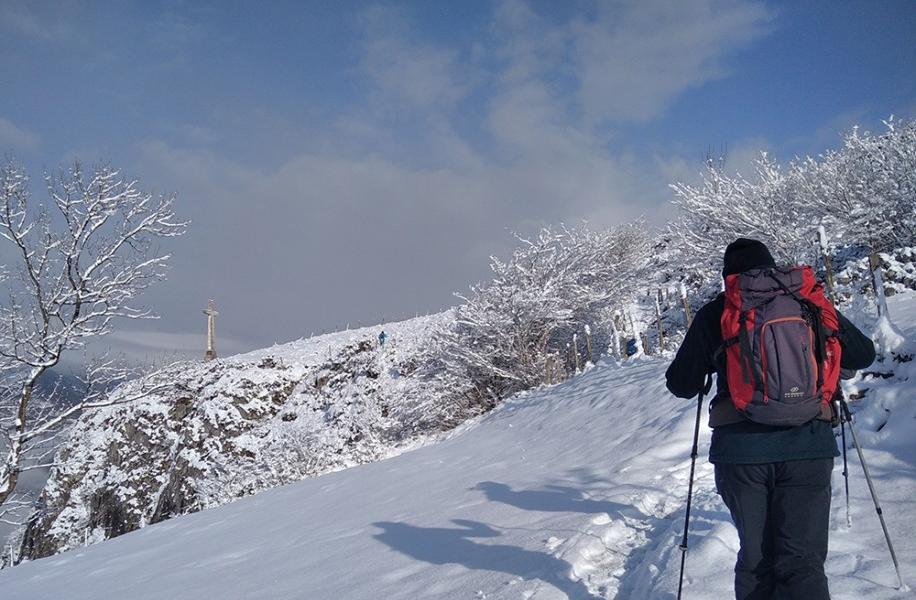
[668, 153, 816, 281]
[0, 159, 187, 510]
[809, 118, 916, 252]
[423, 221, 652, 414]
[668, 118, 916, 289]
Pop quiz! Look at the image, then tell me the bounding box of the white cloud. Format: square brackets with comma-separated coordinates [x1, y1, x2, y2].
[129, 119, 666, 346]
[358, 6, 472, 114]
[490, 0, 568, 86]
[350, 1, 773, 174]
[572, 0, 774, 123]
[656, 135, 771, 187]
[0, 116, 40, 151]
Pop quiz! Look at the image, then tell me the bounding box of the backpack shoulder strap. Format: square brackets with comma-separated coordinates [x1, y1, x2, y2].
[713, 335, 739, 362]
[737, 311, 762, 390]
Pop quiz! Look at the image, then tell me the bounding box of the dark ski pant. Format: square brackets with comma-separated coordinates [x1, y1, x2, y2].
[714, 458, 833, 600]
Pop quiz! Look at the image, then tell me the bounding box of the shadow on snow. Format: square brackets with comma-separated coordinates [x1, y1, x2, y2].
[473, 481, 638, 516]
[372, 519, 603, 599]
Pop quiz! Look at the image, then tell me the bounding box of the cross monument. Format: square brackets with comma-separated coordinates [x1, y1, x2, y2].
[202, 299, 219, 361]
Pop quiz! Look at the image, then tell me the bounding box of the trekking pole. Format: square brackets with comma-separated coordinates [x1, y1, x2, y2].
[677, 374, 712, 600]
[838, 397, 907, 590]
[833, 398, 851, 528]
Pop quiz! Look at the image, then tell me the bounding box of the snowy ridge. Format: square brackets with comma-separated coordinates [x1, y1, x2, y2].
[2, 294, 913, 599]
[16, 312, 454, 560]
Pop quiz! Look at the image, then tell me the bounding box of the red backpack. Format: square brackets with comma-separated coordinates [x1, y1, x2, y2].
[721, 265, 841, 426]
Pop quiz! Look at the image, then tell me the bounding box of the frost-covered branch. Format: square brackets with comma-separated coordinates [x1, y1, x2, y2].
[421, 221, 652, 413]
[0, 158, 188, 508]
[668, 118, 916, 287]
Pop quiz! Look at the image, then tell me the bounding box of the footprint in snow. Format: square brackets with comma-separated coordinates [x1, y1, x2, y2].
[545, 536, 565, 551]
[591, 513, 612, 525]
[567, 517, 652, 596]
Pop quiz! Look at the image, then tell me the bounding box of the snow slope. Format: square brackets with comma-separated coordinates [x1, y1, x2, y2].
[17, 312, 455, 560]
[1, 298, 914, 599]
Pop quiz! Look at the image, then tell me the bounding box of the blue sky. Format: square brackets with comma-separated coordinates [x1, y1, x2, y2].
[1, 0, 914, 358]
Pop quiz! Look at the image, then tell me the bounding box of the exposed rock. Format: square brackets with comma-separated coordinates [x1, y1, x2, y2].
[17, 314, 455, 560]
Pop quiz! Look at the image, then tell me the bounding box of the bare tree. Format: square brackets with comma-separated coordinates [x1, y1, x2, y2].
[0, 159, 187, 509]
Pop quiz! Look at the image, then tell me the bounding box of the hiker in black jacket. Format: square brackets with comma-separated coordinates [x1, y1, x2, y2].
[666, 238, 876, 600]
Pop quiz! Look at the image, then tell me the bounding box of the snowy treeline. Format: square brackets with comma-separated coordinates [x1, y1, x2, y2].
[670, 117, 916, 285]
[417, 222, 651, 425]
[421, 118, 916, 423]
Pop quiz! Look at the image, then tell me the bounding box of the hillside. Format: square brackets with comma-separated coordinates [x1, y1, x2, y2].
[15, 312, 454, 560]
[1, 294, 913, 599]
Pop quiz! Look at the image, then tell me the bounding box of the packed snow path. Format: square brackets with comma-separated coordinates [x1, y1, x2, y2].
[2, 302, 916, 599]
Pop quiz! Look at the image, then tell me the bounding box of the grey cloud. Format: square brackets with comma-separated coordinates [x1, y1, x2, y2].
[127, 122, 665, 353]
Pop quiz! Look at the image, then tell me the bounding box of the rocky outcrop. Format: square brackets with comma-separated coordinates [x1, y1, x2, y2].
[18, 315, 450, 560]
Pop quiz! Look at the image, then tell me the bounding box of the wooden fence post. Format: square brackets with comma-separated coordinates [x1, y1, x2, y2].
[869, 251, 889, 318]
[609, 312, 621, 358]
[680, 282, 692, 328]
[572, 333, 581, 372]
[816, 226, 837, 303]
[654, 292, 665, 351]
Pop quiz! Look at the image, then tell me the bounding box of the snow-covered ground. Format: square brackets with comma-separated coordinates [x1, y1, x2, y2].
[1, 296, 913, 599]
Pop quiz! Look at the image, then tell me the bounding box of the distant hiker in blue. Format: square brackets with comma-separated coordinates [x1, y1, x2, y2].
[378, 330, 387, 346]
[666, 238, 876, 600]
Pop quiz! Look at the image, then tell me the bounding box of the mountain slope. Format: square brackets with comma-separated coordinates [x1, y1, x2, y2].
[17, 312, 453, 559]
[1, 297, 914, 599]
